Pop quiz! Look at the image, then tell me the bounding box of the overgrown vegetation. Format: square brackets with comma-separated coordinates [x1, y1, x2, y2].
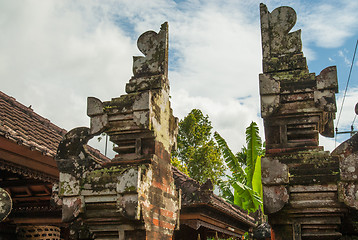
[172, 109, 265, 214]
[215, 122, 264, 213]
[171, 109, 226, 185]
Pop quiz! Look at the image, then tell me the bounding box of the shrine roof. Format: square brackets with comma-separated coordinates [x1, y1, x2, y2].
[0, 91, 66, 157]
[172, 166, 256, 227]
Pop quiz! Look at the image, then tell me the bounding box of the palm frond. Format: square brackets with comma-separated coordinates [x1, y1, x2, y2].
[217, 179, 234, 204]
[214, 131, 246, 182]
[232, 181, 262, 213]
[245, 122, 262, 188]
[252, 155, 263, 201]
[235, 147, 247, 165]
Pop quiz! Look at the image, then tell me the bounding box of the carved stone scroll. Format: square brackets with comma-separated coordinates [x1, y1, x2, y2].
[133, 22, 168, 78]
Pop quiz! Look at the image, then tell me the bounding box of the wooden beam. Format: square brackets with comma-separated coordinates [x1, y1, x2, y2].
[180, 213, 246, 235]
[12, 217, 62, 224]
[12, 195, 51, 201]
[0, 149, 58, 177]
[0, 179, 52, 187]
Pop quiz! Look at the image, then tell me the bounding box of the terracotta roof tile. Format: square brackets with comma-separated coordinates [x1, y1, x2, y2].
[0, 91, 111, 164]
[172, 166, 256, 226]
[0, 91, 66, 157]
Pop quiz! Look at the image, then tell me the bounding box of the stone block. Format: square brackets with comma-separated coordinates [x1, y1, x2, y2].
[340, 152, 358, 181]
[262, 157, 289, 185]
[263, 185, 289, 214]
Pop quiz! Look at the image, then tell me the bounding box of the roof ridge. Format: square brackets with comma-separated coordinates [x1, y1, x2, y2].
[0, 91, 67, 136]
[171, 165, 198, 182]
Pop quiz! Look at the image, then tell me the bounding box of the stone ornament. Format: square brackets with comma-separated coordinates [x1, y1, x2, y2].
[259, 3, 338, 151]
[133, 22, 168, 78]
[55, 23, 179, 239]
[260, 4, 302, 59]
[0, 187, 12, 222]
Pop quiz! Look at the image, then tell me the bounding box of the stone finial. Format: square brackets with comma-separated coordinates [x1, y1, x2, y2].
[260, 3, 306, 73]
[133, 22, 168, 78]
[260, 4, 301, 57]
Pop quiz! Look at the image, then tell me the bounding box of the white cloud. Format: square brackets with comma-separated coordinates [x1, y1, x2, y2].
[1, 0, 356, 156]
[338, 49, 352, 66]
[171, 89, 262, 153]
[302, 46, 317, 61]
[335, 87, 358, 129]
[298, 1, 358, 48]
[0, 1, 136, 130]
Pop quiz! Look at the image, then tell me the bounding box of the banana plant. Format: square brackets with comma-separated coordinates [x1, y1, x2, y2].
[214, 121, 264, 213]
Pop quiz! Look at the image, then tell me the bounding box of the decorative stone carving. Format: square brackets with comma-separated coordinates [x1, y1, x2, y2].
[259, 3, 338, 152]
[260, 4, 302, 60]
[263, 185, 288, 214]
[259, 4, 345, 239]
[0, 188, 12, 222]
[55, 23, 179, 240]
[133, 22, 168, 78]
[333, 132, 358, 210]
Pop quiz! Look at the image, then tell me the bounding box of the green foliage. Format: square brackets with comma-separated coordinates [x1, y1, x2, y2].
[171, 109, 226, 185]
[252, 155, 263, 201]
[171, 156, 189, 176]
[215, 121, 264, 213]
[245, 122, 261, 188]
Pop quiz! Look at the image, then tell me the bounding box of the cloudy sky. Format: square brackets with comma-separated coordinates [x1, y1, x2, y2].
[1, 0, 357, 156]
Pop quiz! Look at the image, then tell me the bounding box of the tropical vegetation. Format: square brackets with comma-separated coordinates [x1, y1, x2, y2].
[214, 121, 264, 213]
[171, 109, 226, 185]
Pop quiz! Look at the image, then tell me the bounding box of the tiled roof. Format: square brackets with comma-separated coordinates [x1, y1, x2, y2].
[0, 91, 66, 157]
[172, 166, 256, 226]
[0, 91, 111, 163]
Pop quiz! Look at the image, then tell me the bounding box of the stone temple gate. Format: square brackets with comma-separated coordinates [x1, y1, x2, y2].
[259, 3, 358, 240]
[1, 3, 358, 240]
[53, 22, 255, 240]
[55, 22, 180, 239]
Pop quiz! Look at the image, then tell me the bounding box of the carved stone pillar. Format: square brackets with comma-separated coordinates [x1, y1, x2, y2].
[259, 4, 346, 239]
[55, 22, 179, 240]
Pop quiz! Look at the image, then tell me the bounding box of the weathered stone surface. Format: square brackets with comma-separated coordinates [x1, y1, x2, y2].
[340, 153, 358, 181]
[316, 66, 339, 91]
[261, 157, 289, 185]
[332, 133, 358, 158]
[338, 182, 358, 210]
[126, 74, 168, 93]
[87, 97, 104, 116]
[133, 22, 168, 78]
[87, 97, 109, 135]
[61, 197, 83, 222]
[259, 3, 348, 239]
[55, 22, 179, 239]
[56, 127, 92, 162]
[260, 4, 303, 72]
[332, 132, 358, 214]
[259, 3, 338, 151]
[259, 74, 280, 95]
[263, 185, 288, 214]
